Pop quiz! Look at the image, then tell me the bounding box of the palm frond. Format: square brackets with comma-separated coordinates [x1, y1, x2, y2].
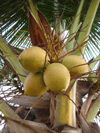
[0, 0, 31, 49]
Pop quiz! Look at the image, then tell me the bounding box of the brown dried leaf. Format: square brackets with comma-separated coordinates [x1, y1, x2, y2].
[29, 9, 47, 47]
[7, 119, 34, 133]
[61, 126, 82, 133]
[7, 119, 55, 133]
[37, 10, 51, 35]
[9, 93, 50, 109]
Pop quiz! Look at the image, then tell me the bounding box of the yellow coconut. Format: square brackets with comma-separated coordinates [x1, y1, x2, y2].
[19, 46, 49, 73]
[43, 63, 70, 92]
[62, 55, 90, 76]
[24, 73, 48, 97]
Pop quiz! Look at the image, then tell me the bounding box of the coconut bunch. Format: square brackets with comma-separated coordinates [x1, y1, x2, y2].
[18, 46, 90, 97]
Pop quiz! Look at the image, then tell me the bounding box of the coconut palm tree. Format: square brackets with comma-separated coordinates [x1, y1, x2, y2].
[0, 0, 100, 133]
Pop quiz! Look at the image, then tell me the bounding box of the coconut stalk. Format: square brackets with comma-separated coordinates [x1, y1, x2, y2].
[0, 37, 26, 83]
[75, 0, 100, 55]
[54, 81, 77, 127]
[54, 91, 72, 127]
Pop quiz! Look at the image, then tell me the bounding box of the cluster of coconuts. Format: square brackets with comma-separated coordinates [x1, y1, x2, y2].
[19, 46, 90, 97]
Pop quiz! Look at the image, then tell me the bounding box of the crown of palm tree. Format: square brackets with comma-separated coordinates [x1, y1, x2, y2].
[0, 0, 100, 60]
